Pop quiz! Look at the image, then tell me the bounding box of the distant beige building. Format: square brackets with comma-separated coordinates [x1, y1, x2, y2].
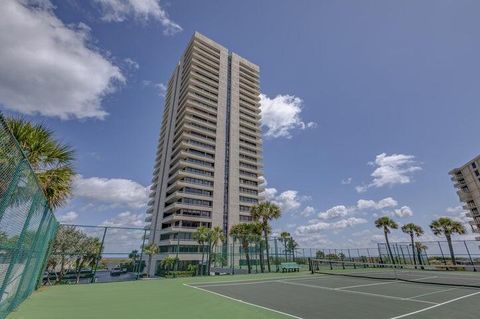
[144, 32, 263, 274]
[449, 155, 480, 241]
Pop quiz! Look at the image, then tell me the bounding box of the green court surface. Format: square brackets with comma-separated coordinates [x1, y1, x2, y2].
[7, 271, 480, 319]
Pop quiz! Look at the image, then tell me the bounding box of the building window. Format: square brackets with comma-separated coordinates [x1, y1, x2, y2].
[472, 162, 477, 169]
[475, 170, 479, 177]
[239, 215, 253, 222]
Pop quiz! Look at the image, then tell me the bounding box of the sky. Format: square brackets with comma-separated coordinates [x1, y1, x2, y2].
[1, 0, 479, 249]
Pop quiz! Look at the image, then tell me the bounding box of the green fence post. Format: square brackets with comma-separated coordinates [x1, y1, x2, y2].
[9, 202, 49, 308]
[0, 191, 42, 299]
[91, 227, 107, 283]
[231, 241, 235, 275]
[437, 241, 447, 265]
[463, 241, 476, 272]
[32, 215, 56, 291]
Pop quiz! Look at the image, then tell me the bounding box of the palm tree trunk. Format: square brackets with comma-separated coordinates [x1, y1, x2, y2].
[384, 229, 395, 265]
[410, 233, 417, 267]
[147, 255, 152, 277]
[58, 255, 65, 283]
[244, 242, 251, 274]
[417, 250, 423, 267]
[284, 242, 288, 262]
[292, 248, 295, 262]
[200, 245, 205, 276]
[207, 242, 212, 276]
[446, 235, 456, 265]
[264, 228, 271, 272]
[259, 242, 264, 273]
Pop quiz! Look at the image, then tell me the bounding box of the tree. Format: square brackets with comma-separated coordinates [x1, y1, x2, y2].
[316, 250, 325, 259]
[128, 250, 139, 271]
[374, 216, 398, 264]
[230, 223, 259, 274]
[251, 202, 281, 272]
[287, 238, 299, 261]
[143, 243, 159, 277]
[401, 223, 424, 267]
[206, 226, 225, 275]
[193, 226, 209, 275]
[430, 217, 466, 265]
[6, 117, 75, 210]
[49, 225, 85, 283]
[279, 231, 291, 262]
[74, 237, 102, 283]
[160, 256, 179, 275]
[415, 241, 428, 267]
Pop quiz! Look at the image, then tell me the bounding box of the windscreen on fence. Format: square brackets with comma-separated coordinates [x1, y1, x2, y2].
[0, 113, 58, 319]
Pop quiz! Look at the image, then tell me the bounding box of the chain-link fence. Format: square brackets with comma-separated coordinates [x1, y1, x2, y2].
[0, 114, 58, 319]
[377, 240, 480, 269]
[152, 237, 480, 277]
[45, 224, 147, 285]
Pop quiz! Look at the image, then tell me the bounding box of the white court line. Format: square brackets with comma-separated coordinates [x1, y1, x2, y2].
[186, 274, 322, 287]
[278, 280, 438, 305]
[407, 287, 458, 299]
[183, 283, 303, 319]
[389, 291, 480, 319]
[335, 280, 399, 290]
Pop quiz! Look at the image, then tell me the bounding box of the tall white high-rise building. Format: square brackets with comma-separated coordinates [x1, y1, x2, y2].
[449, 155, 480, 242]
[144, 32, 263, 273]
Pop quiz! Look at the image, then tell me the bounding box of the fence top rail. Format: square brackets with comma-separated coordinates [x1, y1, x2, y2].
[60, 223, 146, 231]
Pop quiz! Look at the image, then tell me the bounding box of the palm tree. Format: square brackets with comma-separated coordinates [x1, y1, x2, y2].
[129, 250, 140, 272]
[374, 216, 398, 264]
[230, 223, 258, 274]
[160, 256, 179, 276]
[251, 202, 281, 272]
[415, 241, 428, 267]
[193, 226, 209, 275]
[5, 117, 75, 209]
[279, 231, 291, 262]
[430, 217, 466, 265]
[143, 243, 159, 277]
[287, 238, 299, 261]
[401, 223, 424, 267]
[206, 226, 225, 275]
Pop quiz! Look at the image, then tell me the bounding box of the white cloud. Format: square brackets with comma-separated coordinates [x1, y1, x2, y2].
[260, 93, 316, 138]
[95, 0, 182, 35]
[100, 211, 145, 227]
[296, 217, 367, 234]
[264, 188, 303, 212]
[0, 0, 125, 119]
[57, 211, 79, 223]
[341, 177, 352, 185]
[392, 206, 414, 218]
[445, 205, 471, 225]
[73, 175, 149, 208]
[318, 205, 355, 220]
[143, 80, 166, 96]
[357, 197, 398, 210]
[300, 206, 315, 217]
[356, 153, 422, 192]
[124, 57, 139, 69]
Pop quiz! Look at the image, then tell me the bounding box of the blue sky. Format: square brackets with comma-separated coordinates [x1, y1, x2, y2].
[1, 0, 479, 248]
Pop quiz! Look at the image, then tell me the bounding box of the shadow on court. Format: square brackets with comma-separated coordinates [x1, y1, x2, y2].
[188, 275, 480, 319]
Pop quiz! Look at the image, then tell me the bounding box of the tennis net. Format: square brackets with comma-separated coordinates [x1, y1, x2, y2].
[309, 258, 480, 288]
